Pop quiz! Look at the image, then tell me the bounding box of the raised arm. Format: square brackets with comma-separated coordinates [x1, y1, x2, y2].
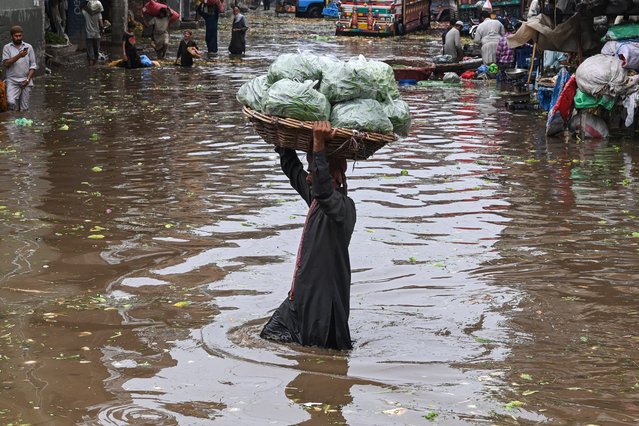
[309, 122, 350, 222]
[3, 45, 28, 68]
[275, 146, 311, 205]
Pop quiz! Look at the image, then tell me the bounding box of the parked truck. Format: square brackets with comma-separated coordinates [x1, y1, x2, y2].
[335, 0, 431, 36]
[296, 0, 329, 17]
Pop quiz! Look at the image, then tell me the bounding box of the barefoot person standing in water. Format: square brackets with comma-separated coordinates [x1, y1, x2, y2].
[260, 122, 356, 350]
[228, 6, 248, 55]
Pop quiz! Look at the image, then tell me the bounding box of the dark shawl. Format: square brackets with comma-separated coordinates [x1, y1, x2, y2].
[261, 148, 356, 350]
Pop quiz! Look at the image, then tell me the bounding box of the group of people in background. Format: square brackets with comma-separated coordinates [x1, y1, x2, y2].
[87, 0, 248, 70]
[196, 2, 248, 57]
[1, 1, 249, 111]
[441, 9, 521, 71]
[139, 1, 249, 67]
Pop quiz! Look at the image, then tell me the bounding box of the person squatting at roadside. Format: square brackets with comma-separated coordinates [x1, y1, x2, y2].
[444, 20, 464, 62]
[2, 25, 37, 111]
[121, 21, 143, 68]
[260, 121, 356, 350]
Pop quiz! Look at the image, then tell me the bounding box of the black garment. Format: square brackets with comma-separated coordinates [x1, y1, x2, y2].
[228, 15, 248, 55]
[121, 31, 142, 69]
[260, 148, 356, 350]
[176, 39, 198, 67]
[263, 0, 271, 10]
[197, 4, 219, 53]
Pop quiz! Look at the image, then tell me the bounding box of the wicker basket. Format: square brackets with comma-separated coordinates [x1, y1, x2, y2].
[242, 106, 396, 160]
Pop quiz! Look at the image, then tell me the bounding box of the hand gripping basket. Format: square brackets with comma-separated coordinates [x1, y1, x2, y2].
[242, 106, 397, 160]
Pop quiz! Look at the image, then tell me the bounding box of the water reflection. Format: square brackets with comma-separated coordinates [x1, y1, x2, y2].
[2, 13, 639, 425]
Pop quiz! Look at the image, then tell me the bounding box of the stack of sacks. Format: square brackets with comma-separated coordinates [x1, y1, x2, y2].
[575, 54, 638, 130]
[601, 23, 639, 71]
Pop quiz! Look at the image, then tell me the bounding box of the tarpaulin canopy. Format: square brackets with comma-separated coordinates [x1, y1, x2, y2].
[507, 13, 600, 52]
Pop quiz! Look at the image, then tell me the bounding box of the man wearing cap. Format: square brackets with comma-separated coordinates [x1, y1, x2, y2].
[2, 26, 37, 111]
[444, 20, 464, 62]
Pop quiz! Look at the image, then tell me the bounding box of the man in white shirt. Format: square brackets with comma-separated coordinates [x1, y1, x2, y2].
[444, 20, 464, 62]
[473, 11, 505, 65]
[82, 0, 104, 66]
[2, 26, 37, 111]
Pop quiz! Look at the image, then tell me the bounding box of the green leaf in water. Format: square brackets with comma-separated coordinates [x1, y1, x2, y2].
[173, 301, 191, 308]
[91, 166, 103, 173]
[424, 411, 438, 420]
[505, 400, 524, 410]
[520, 373, 533, 381]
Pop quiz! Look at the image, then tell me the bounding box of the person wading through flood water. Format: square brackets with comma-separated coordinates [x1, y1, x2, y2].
[260, 122, 356, 350]
[228, 6, 248, 55]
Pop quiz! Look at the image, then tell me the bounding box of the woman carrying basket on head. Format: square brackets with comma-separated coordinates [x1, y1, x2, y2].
[260, 121, 356, 350]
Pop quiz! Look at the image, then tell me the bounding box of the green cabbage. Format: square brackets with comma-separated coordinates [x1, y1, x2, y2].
[330, 99, 393, 134]
[382, 99, 411, 136]
[349, 57, 400, 102]
[319, 60, 378, 104]
[236, 75, 271, 111]
[262, 79, 331, 121]
[266, 53, 323, 85]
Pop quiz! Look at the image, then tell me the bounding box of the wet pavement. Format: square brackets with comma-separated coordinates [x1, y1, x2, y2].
[1, 12, 639, 425]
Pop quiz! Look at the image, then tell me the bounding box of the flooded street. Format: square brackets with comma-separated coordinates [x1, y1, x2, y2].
[2, 13, 639, 425]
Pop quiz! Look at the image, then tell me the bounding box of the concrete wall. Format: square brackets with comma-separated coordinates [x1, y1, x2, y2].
[111, 0, 127, 46]
[0, 0, 45, 75]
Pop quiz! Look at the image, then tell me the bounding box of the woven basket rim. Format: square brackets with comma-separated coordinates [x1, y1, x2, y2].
[242, 106, 397, 144]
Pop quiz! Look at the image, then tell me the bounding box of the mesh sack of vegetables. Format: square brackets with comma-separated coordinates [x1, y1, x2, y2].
[349, 56, 400, 102]
[236, 75, 271, 112]
[382, 98, 411, 136]
[330, 99, 393, 134]
[262, 79, 331, 121]
[266, 53, 323, 85]
[319, 60, 378, 104]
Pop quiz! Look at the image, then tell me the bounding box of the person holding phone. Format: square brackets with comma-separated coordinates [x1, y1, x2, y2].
[2, 25, 37, 111]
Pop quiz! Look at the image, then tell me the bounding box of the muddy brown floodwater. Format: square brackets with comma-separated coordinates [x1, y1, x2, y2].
[1, 13, 639, 426]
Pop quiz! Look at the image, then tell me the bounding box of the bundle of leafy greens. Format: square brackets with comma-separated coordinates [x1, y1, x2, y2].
[262, 79, 331, 122]
[350, 56, 400, 102]
[330, 99, 393, 134]
[382, 98, 411, 136]
[236, 75, 271, 112]
[267, 53, 323, 85]
[238, 53, 410, 136]
[319, 60, 377, 104]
